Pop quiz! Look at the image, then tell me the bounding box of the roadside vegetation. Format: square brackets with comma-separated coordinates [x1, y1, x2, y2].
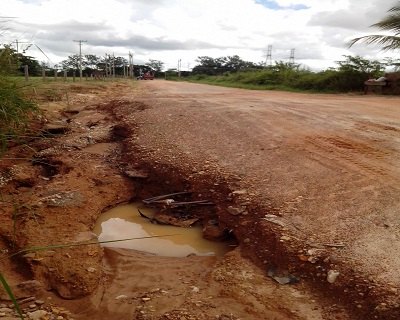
[172, 55, 399, 93]
[0, 47, 38, 151]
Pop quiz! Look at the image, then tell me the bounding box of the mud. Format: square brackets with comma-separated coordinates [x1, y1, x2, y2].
[93, 203, 233, 257]
[1, 79, 398, 319]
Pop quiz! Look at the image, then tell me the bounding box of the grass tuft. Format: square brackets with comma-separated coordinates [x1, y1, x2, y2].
[0, 77, 38, 151]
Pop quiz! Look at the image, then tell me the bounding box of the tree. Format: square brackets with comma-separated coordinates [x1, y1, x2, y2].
[270, 61, 301, 72]
[335, 55, 384, 76]
[0, 45, 18, 74]
[192, 55, 257, 75]
[84, 54, 100, 70]
[17, 53, 41, 76]
[145, 59, 164, 73]
[60, 54, 80, 71]
[192, 56, 222, 75]
[350, 3, 400, 50]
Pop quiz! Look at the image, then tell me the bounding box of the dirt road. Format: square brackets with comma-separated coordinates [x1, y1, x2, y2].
[118, 80, 400, 318]
[1, 80, 400, 319]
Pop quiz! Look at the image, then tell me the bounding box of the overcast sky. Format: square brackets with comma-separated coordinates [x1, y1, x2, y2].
[1, 0, 399, 70]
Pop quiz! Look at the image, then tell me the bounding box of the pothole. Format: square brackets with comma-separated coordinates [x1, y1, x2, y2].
[32, 157, 71, 178]
[42, 123, 70, 136]
[93, 202, 236, 257]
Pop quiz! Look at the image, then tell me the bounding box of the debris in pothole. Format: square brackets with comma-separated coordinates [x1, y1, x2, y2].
[139, 192, 214, 227]
[267, 268, 299, 285]
[327, 270, 340, 284]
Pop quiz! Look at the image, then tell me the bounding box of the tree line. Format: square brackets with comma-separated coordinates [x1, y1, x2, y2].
[0, 46, 164, 77]
[186, 55, 400, 93]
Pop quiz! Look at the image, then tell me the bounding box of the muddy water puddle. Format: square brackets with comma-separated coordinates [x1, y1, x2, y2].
[93, 203, 232, 257]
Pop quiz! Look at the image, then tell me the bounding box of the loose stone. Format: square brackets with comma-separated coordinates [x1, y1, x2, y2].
[327, 270, 340, 283]
[27, 309, 47, 320]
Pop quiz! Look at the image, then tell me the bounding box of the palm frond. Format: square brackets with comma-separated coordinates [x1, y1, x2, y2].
[388, 4, 400, 13]
[350, 3, 400, 51]
[371, 14, 400, 33]
[349, 34, 400, 50]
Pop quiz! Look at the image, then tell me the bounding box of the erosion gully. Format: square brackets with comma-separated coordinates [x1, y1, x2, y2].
[0, 83, 393, 320]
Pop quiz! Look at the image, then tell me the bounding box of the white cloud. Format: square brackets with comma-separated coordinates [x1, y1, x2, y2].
[1, 0, 398, 70]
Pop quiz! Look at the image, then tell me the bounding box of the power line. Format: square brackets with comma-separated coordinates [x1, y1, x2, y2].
[11, 39, 30, 53]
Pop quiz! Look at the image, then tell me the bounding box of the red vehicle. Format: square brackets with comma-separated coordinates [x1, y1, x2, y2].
[142, 71, 154, 80]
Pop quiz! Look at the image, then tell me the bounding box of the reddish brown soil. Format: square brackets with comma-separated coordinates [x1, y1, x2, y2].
[0, 80, 399, 319]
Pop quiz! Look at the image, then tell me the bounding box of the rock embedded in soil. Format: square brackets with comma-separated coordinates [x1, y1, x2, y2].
[27, 309, 47, 320]
[124, 169, 149, 179]
[227, 206, 244, 216]
[327, 270, 340, 284]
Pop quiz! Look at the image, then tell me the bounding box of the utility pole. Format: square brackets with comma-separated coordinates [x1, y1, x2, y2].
[104, 54, 109, 78]
[112, 53, 115, 78]
[12, 40, 30, 69]
[12, 39, 30, 53]
[128, 51, 134, 78]
[73, 40, 87, 80]
[178, 59, 181, 77]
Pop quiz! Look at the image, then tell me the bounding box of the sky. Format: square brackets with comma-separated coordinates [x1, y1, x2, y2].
[1, 0, 399, 71]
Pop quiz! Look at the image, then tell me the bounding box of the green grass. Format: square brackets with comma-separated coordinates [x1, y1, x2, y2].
[183, 77, 310, 92]
[171, 69, 368, 94]
[0, 77, 38, 151]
